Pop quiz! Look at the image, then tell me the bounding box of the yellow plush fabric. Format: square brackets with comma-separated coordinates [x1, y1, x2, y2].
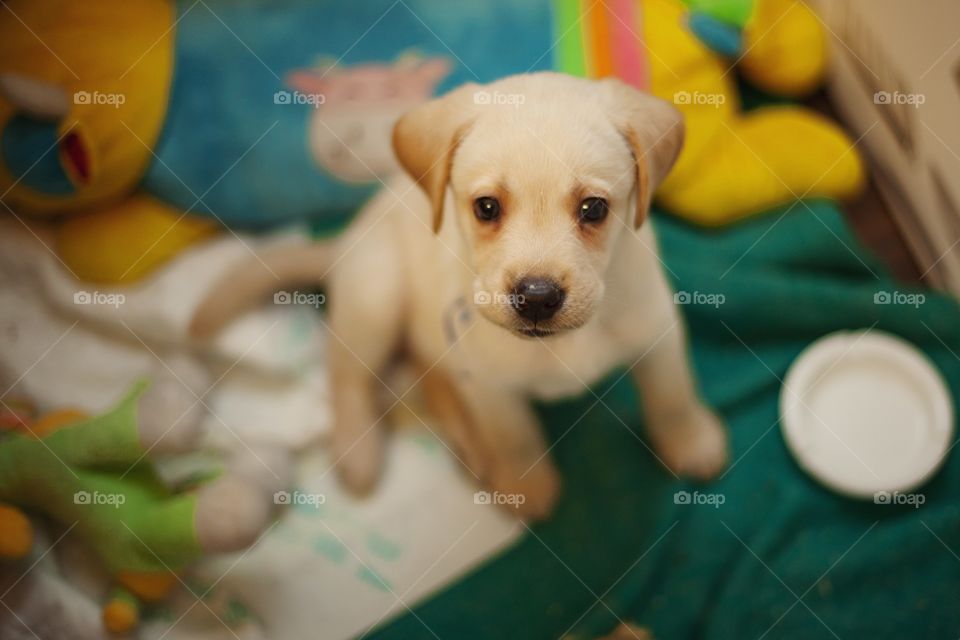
[57, 194, 218, 284]
[740, 0, 828, 97]
[0, 504, 32, 559]
[117, 571, 179, 602]
[645, 0, 864, 225]
[0, 0, 174, 215]
[103, 594, 140, 635]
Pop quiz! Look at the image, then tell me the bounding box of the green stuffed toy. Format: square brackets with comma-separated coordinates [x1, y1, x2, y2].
[0, 381, 274, 634]
[683, 0, 755, 56]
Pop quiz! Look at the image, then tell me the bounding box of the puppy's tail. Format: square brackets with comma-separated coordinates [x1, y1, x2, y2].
[188, 240, 337, 339]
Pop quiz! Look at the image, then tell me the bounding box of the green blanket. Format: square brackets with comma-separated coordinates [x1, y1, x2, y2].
[373, 201, 960, 639]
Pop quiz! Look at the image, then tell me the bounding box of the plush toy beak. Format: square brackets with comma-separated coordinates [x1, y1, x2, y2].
[0, 74, 92, 195]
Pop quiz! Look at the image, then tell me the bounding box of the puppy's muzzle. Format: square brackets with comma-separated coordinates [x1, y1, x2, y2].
[512, 277, 565, 323]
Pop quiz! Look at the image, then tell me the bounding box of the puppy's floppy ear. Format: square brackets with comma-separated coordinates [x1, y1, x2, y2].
[600, 78, 685, 227]
[392, 83, 478, 232]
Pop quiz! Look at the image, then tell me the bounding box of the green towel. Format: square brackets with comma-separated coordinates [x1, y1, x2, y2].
[373, 201, 960, 639]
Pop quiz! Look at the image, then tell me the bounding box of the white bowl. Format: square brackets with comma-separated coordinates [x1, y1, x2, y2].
[780, 330, 953, 499]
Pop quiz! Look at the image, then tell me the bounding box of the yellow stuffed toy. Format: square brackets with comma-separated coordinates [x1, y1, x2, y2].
[0, 0, 864, 288]
[0, 0, 216, 283]
[644, 0, 865, 224]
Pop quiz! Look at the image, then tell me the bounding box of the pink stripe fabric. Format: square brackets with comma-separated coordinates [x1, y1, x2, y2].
[608, 0, 649, 90]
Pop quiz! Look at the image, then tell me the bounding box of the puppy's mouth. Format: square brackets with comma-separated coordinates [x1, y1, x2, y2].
[517, 326, 556, 339]
[512, 318, 587, 339]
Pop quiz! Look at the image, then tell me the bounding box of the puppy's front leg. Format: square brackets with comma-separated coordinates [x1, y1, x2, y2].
[329, 338, 389, 495]
[457, 380, 560, 520]
[327, 225, 405, 495]
[631, 320, 728, 479]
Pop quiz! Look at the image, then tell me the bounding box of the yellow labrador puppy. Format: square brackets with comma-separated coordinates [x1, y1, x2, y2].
[326, 73, 728, 519]
[191, 73, 727, 517]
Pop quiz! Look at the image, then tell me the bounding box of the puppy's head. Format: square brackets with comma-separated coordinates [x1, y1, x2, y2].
[393, 73, 684, 339]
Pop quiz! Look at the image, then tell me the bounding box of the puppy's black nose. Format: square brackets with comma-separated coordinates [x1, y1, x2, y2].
[512, 277, 565, 322]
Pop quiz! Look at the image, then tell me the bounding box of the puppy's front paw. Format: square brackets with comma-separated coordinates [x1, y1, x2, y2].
[651, 406, 728, 480]
[331, 427, 384, 496]
[488, 458, 561, 522]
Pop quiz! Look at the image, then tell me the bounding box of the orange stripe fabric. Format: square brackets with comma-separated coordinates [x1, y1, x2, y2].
[585, 0, 615, 79]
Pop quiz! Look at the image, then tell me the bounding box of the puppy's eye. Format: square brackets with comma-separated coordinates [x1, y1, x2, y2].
[474, 197, 501, 222]
[579, 197, 608, 223]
